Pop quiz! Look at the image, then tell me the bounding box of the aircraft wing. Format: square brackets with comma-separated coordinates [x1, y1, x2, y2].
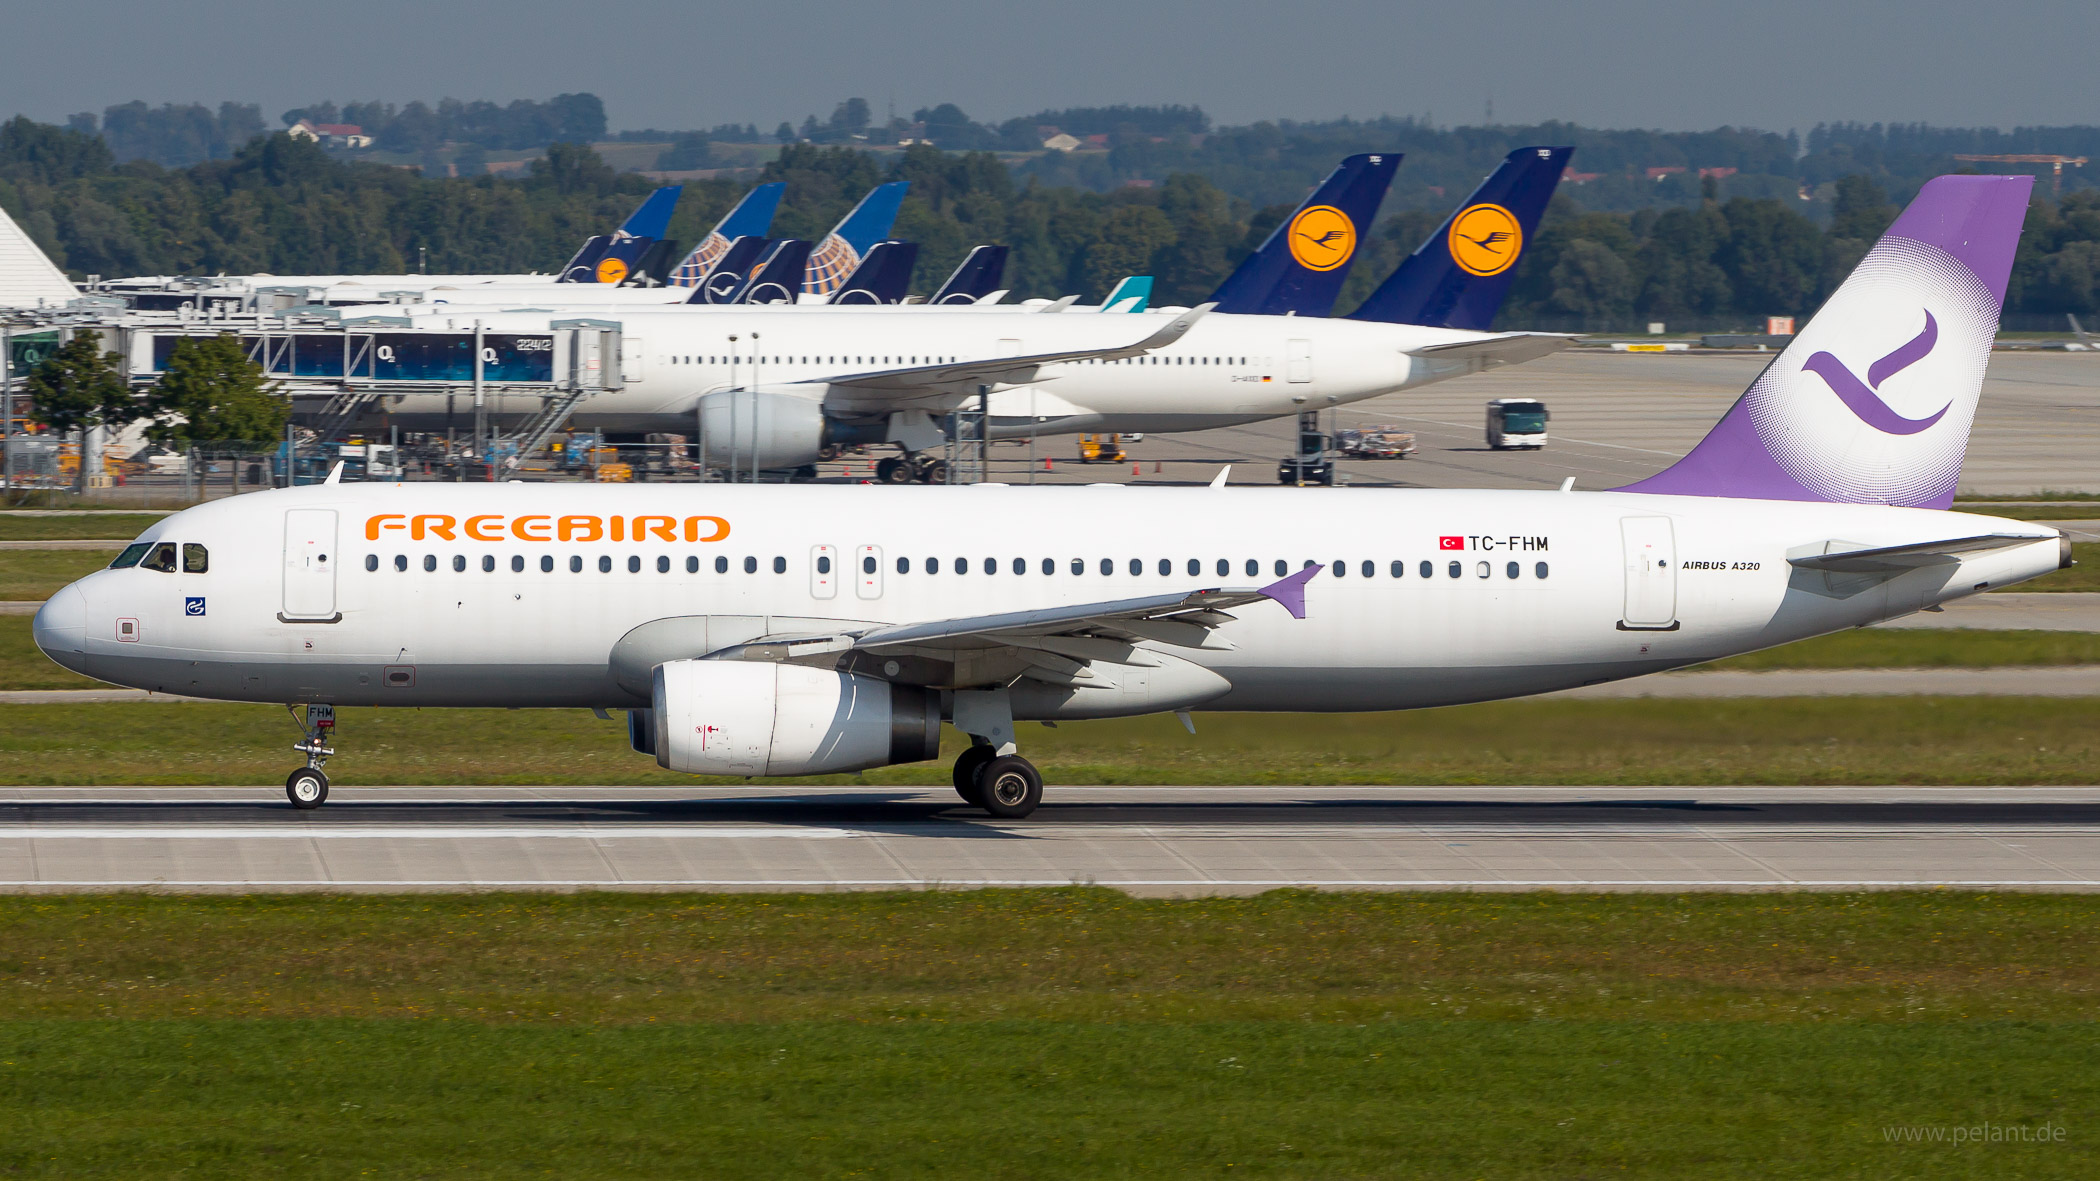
[1789, 533, 2056, 573]
[1407, 331, 1580, 369]
[809, 303, 1213, 393]
[704, 566, 1319, 681]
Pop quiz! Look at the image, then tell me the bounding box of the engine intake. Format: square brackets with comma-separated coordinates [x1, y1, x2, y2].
[651, 659, 939, 776]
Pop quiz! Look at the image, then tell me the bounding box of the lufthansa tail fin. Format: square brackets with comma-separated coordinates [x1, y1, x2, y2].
[1206, 153, 1400, 316]
[929, 245, 1008, 304]
[1619, 174, 2033, 509]
[735, 239, 814, 304]
[669, 182, 786, 287]
[558, 186, 682, 284]
[0, 205, 78, 308]
[1347, 147, 1570, 328]
[831, 240, 919, 304]
[686, 236, 774, 304]
[804, 182, 910, 296]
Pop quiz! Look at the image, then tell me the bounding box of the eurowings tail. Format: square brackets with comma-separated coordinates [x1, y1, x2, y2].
[668, 183, 786, 287]
[1619, 173, 2033, 509]
[1347, 146, 1571, 328]
[830, 240, 919, 304]
[928, 245, 1008, 304]
[1205, 153, 1400, 316]
[803, 182, 910, 296]
[557, 186, 682, 284]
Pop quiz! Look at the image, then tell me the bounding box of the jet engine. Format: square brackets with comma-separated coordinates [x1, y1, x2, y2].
[649, 659, 940, 776]
[696, 390, 887, 470]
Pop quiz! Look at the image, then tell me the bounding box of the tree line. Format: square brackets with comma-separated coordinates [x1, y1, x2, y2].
[6, 118, 2100, 327]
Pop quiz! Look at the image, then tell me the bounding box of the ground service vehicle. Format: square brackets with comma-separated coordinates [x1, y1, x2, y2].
[1487, 399, 1550, 449]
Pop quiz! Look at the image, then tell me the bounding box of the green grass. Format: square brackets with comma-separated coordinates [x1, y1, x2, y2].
[0, 514, 164, 541]
[1957, 503, 2100, 520]
[1704, 628, 2100, 668]
[0, 550, 115, 602]
[5, 696, 2100, 785]
[0, 892, 2095, 1177]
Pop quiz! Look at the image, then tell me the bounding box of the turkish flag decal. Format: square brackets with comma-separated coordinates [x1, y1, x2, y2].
[1438, 536, 1464, 550]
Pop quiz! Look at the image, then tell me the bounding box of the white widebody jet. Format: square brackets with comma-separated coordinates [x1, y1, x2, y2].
[36, 175, 2063, 818]
[342, 302, 1569, 465]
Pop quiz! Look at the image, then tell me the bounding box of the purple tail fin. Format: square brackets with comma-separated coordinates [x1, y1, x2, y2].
[1618, 174, 2032, 509]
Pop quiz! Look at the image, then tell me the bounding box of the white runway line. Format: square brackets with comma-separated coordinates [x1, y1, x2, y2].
[0, 879, 2088, 890]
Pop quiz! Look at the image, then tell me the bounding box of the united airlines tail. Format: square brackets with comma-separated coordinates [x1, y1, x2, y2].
[928, 245, 1008, 304]
[555, 186, 683, 284]
[1205, 153, 1401, 316]
[0, 204, 77, 307]
[685, 236, 775, 304]
[1347, 147, 1571, 329]
[803, 182, 910, 297]
[830, 241, 919, 304]
[735, 239, 814, 304]
[668, 183, 787, 287]
[1621, 174, 2033, 509]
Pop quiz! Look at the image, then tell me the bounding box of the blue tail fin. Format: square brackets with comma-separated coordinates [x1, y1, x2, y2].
[831, 241, 919, 304]
[558, 186, 683, 284]
[804, 182, 910, 296]
[1099, 276, 1152, 312]
[929, 245, 1008, 304]
[1347, 146, 1571, 328]
[1206, 153, 1400, 316]
[670, 182, 786, 287]
[687, 236, 774, 304]
[735, 239, 813, 304]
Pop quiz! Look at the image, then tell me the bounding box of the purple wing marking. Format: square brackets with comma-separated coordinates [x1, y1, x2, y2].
[1258, 564, 1321, 620]
[1868, 309, 1938, 389]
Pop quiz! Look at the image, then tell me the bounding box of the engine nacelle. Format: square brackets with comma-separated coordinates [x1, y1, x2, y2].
[697, 390, 894, 470]
[651, 659, 940, 776]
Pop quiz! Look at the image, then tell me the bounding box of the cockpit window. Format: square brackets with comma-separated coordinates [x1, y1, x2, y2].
[182, 543, 209, 573]
[138, 543, 178, 573]
[110, 542, 151, 569]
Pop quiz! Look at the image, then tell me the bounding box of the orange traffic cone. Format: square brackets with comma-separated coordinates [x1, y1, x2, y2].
[1132, 463, 1141, 476]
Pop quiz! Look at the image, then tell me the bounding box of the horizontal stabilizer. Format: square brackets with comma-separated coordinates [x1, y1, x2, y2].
[1789, 533, 2054, 573]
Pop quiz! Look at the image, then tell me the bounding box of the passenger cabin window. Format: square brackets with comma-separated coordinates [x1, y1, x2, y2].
[542, 556, 555, 573]
[423, 555, 437, 572]
[139, 543, 178, 573]
[396, 555, 409, 572]
[513, 556, 525, 572]
[364, 554, 378, 572]
[1420, 561, 1433, 579]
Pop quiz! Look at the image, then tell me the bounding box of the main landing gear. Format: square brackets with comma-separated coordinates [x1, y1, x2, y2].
[875, 451, 949, 485]
[948, 688, 1043, 818]
[286, 703, 335, 809]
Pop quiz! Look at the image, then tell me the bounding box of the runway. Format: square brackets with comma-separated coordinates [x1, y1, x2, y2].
[6, 785, 2100, 895]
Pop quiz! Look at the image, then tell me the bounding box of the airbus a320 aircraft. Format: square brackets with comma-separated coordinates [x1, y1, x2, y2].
[34, 175, 2063, 819]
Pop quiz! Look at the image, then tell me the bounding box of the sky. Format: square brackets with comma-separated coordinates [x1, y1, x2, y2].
[2, 0, 2095, 135]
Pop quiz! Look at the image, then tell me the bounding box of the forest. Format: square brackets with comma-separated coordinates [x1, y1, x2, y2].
[5, 108, 2100, 331]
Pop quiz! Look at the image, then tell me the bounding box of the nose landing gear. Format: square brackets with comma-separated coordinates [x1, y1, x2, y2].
[285, 703, 335, 809]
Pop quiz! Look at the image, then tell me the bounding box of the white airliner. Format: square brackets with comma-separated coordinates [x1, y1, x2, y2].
[334, 302, 1569, 473]
[34, 176, 2063, 818]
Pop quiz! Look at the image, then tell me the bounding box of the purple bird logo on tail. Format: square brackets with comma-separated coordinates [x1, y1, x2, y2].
[1800, 310, 1948, 435]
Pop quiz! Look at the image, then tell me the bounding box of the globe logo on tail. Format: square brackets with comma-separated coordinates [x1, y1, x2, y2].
[1448, 204, 1523, 276]
[1287, 206, 1356, 272]
[1800, 310, 1950, 435]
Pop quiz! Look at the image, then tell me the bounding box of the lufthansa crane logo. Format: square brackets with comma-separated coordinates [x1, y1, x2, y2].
[596, 256, 630, 284]
[1448, 203, 1523, 276]
[1287, 205, 1357, 272]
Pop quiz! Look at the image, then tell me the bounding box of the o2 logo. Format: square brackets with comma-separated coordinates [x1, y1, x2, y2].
[184, 597, 206, 617]
[376, 344, 397, 363]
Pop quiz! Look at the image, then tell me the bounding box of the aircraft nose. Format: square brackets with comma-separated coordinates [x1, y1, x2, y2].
[32, 584, 88, 669]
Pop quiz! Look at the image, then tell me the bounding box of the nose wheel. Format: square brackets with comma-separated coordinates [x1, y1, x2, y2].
[285, 703, 336, 809]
